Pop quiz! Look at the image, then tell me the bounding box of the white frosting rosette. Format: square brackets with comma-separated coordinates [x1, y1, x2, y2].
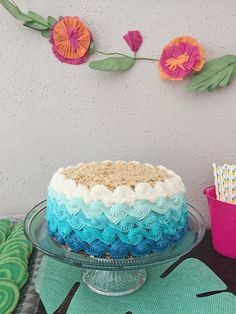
[49, 161, 185, 207]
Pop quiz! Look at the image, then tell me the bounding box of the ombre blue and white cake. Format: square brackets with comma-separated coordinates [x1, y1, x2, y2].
[46, 161, 188, 259]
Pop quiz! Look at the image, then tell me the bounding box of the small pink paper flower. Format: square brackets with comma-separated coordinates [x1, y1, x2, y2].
[123, 31, 143, 52]
[50, 16, 93, 65]
[159, 36, 204, 80]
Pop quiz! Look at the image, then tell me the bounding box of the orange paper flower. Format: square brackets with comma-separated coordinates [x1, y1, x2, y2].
[50, 16, 92, 64]
[159, 36, 204, 80]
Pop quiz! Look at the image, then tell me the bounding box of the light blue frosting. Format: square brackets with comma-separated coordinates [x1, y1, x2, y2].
[46, 189, 188, 258]
[48, 187, 186, 223]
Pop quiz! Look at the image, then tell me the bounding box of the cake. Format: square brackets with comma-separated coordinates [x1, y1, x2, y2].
[46, 161, 188, 258]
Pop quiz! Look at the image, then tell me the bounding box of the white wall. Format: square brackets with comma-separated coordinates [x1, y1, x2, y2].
[0, 0, 236, 225]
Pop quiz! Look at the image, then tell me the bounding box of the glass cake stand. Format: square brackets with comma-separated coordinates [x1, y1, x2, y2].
[24, 201, 205, 296]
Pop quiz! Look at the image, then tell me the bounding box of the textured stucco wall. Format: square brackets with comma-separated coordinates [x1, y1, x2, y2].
[0, 0, 236, 225]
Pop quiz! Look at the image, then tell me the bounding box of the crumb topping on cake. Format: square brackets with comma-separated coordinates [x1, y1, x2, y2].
[63, 161, 171, 190]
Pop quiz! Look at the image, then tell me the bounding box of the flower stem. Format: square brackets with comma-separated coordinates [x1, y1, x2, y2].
[135, 57, 158, 61]
[95, 50, 158, 61]
[95, 50, 131, 58]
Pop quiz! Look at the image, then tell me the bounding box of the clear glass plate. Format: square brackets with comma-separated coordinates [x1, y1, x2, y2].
[24, 201, 205, 296]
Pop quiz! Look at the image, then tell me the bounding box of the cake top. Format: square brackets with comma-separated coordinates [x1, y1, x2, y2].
[63, 161, 171, 190]
[49, 161, 185, 205]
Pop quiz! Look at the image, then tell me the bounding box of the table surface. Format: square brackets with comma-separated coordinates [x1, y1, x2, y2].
[35, 230, 236, 314]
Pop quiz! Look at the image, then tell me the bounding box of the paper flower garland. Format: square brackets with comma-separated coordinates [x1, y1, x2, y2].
[0, 0, 236, 93]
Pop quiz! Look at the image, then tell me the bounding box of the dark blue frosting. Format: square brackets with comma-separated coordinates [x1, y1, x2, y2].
[50, 229, 187, 258]
[65, 232, 84, 253]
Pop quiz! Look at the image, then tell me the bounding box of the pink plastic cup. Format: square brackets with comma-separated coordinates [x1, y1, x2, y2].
[204, 186, 236, 259]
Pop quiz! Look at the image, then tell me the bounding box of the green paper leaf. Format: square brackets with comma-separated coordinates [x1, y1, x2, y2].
[0, 0, 31, 22]
[37, 257, 236, 314]
[41, 29, 51, 39]
[89, 57, 135, 71]
[0, 0, 22, 19]
[215, 66, 234, 88]
[27, 11, 49, 26]
[47, 16, 57, 26]
[23, 21, 50, 31]
[187, 55, 236, 92]
[89, 41, 95, 54]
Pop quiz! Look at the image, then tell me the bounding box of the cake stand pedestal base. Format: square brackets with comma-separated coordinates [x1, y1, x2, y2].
[82, 268, 147, 296]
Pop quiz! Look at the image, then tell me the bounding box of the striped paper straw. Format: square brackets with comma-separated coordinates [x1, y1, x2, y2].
[231, 165, 236, 204]
[213, 163, 236, 204]
[213, 163, 220, 200]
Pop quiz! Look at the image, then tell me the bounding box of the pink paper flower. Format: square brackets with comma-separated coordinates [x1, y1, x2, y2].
[123, 31, 143, 53]
[159, 36, 205, 80]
